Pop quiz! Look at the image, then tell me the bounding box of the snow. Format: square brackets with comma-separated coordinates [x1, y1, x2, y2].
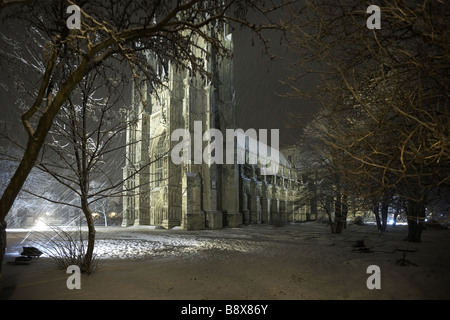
[1, 222, 450, 300]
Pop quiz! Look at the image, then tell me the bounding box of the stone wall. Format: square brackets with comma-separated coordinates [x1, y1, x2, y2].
[121, 22, 313, 230]
[238, 163, 311, 226]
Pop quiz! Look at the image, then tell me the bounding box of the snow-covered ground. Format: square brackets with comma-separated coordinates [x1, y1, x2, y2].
[1, 222, 450, 300]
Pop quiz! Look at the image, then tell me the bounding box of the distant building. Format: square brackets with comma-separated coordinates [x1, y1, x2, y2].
[122, 25, 313, 229]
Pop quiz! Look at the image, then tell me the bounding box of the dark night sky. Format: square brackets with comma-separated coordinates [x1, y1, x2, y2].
[232, 16, 318, 147]
[0, 4, 318, 149]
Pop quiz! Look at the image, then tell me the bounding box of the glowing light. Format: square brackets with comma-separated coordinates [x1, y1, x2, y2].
[33, 219, 48, 230]
[109, 212, 117, 218]
[92, 212, 100, 219]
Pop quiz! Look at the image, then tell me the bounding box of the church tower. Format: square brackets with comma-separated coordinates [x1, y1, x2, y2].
[122, 23, 242, 229]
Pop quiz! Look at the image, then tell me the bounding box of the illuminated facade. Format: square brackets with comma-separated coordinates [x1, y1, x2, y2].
[121, 26, 311, 229]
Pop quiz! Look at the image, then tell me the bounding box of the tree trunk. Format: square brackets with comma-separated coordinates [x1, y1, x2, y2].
[381, 201, 389, 232]
[0, 130, 52, 286]
[0, 220, 6, 293]
[406, 199, 425, 242]
[331, 218, 346, 234]
[331, 193, 346, 234]
[342, 194, 348, 229]
[393, 203, 400, 227]
[373, 203, 382, 231]
[81, 202, 96, 274]
[0, 49, 91, 282]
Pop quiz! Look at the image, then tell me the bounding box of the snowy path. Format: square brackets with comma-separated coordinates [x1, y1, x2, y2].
[2, 222, 450, 299]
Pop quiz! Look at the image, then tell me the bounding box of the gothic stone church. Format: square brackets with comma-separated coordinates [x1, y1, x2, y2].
[121, 26, 312, 230]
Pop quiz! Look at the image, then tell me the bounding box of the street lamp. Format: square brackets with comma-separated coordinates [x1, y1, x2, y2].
[108, 212, 117, 219]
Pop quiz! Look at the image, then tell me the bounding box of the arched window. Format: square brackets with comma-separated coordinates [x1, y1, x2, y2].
[153, 135, 165, 188]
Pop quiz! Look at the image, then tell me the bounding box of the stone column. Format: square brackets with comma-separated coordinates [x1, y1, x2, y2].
[261, 181, 271, 224]
[287, 189, 295, 222]
[249, 178, 262, 223]
[181, 172, 205, 230]
[222, 163, 242, 227]
[240, 175, 250, 225]
[121, 165, 134, 227]
[279, 186, 287, 224]
[271, 185, 280, 224]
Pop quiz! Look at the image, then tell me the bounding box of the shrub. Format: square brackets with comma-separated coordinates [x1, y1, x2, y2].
[35, 223, 99, 274]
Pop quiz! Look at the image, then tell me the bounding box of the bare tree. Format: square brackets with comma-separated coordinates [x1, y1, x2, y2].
[295, 126, 353, 234]
[0, 0, 290, 282]
[32, 67, 135, 273]
[2, 66, 165, 272]
[285, 0, 450, 242]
